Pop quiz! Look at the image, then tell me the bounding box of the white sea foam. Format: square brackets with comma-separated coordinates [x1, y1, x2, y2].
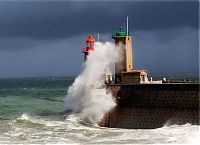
[185, 125, 200, 145]
[64, 42, 119, 124]
[1, 113, 199, 144]
[16, 113, 66, 127]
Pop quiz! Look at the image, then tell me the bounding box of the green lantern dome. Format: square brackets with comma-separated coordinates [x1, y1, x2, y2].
[113, 26, 129, 37]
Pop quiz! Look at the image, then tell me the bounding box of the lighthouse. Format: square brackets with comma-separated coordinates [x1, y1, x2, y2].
[82, 35, 95, 61]
[82, 35, 112, 83]
[112, 17, 148, 84]
[112, 17, 133, 83]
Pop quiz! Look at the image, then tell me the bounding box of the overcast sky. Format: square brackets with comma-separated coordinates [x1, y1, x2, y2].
[0, 0, 199, 78]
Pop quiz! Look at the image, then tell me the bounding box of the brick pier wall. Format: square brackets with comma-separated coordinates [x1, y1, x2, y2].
[99, 83, 200, 129]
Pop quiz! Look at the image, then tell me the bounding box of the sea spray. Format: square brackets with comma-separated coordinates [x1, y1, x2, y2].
[64, 42, 120, 124]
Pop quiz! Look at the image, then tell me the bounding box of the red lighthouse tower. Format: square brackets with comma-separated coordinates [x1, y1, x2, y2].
[82, 35, 95, 61]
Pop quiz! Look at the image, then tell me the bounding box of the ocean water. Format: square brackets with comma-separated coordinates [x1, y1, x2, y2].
[0, 76, 199, 144]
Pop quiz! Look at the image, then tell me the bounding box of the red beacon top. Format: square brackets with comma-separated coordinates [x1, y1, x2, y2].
[86, 35, 95, 43]
[83, 35, 95, 52]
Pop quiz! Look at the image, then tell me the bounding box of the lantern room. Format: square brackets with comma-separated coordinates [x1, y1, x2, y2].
[82, 35, 95, 61]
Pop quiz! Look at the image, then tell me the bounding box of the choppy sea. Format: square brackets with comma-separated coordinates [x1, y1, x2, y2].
[0, 76, 199, 144]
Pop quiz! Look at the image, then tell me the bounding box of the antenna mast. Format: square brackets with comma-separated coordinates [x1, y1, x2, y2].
[126, 16, 129, 36]
[97, 33, 100, 42]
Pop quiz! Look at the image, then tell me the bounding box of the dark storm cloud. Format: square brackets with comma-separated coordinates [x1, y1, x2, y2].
[0, 35, 86, 77]
[0, 28, 198, 78]
[0, 1, 198, 40]
[133, 27, 199, 74]
[0, 1, 198, 78]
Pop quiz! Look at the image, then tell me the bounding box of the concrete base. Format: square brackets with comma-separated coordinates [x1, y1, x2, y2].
[99, 83, 200, 129]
